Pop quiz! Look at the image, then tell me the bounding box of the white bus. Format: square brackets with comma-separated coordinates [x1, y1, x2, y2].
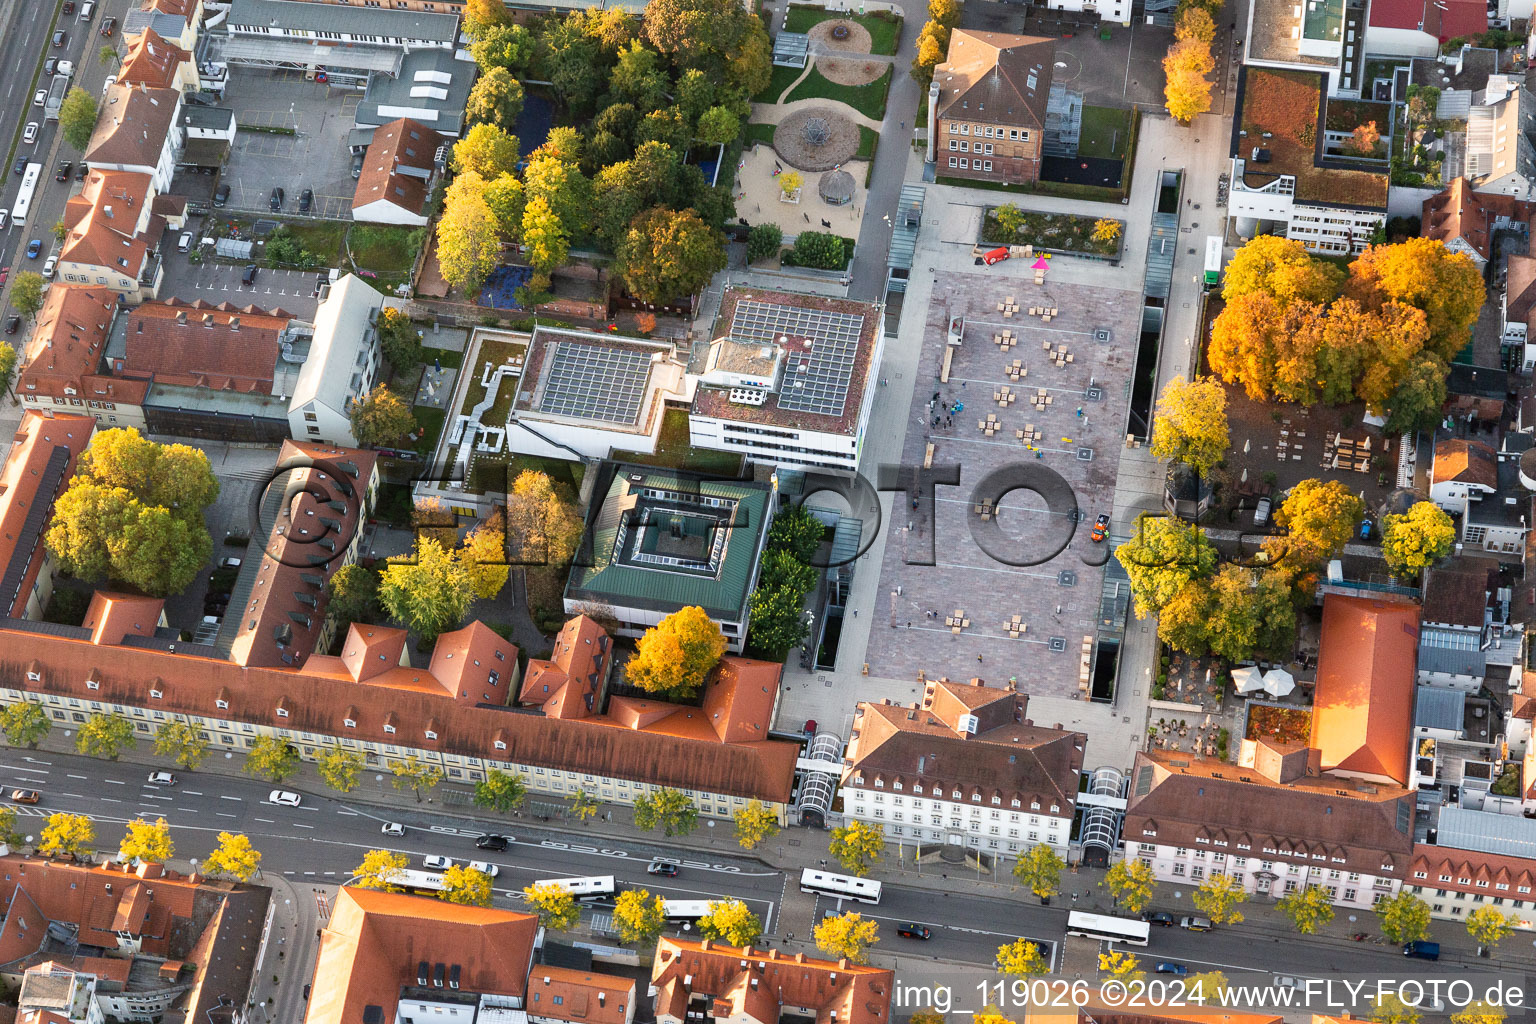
[531, 875, 617, 900]
[799, 868, 882, 904]
[11, 163, 41, 227]
[1066, 911, 1150, 947]
[393, 868, 447, 894]
[660, 899, 715, 922]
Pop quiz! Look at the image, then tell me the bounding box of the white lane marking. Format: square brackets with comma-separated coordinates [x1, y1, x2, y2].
[294, 823, 315, 829]
[101, 797, 120, 803]
[217, 812, 238, 818]
[183, 790, 203, 796]
[220, 795, 242, 801]
[254, 817, 275, 823]
[105, 780, 125, 785]
[66, 774, 87, 780]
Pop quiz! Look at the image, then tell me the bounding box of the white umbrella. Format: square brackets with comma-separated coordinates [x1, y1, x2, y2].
[1232, 665, 1265, 694]
[1241, 467, 1249, 483]
[1263, 668, 1296, 698]
[1244, 438, 1251, 453]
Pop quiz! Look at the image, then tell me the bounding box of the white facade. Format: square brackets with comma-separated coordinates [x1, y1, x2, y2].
[1042, 0, 1128, 25]
[352, 195, 430, 226]
[509, 417, 663, 462]
[1430, 474, 1497, 510]
[688, 414, 866, 473]
[1124, 839, 1399, 909]
[841, 782, 1071, 857]
[1362, 25, 1439, 57]
[287, 275, 383, 445]
[1228, 157, 1384, 255]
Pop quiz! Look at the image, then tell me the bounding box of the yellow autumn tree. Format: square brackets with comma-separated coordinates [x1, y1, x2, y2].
[1163, 38, 1214, 124]
[1174, 6, 1215, 44]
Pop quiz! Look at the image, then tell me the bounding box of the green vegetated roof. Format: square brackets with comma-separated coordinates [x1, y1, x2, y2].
[565, 464, 771, 621]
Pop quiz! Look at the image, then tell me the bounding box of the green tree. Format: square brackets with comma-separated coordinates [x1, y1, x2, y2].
[243, 735, 300, 783]
[51, 219, 67, 243]
[375, 307, 423, 372]
[611, 39, 670, 110]
[350, 385, 417, 449]
[767, 504, 823, 562]
[1151, 375, 1229, 474]
[454, 124, 523, 182]
[1114, 514, 1217, 619]
[829, 820, 884, 876]
[318, 747, 365, 793]
[1372, 995, 1423, 1024]
[1466, 904, 1515, 954]
[613, 888, 668, 944]
[1163, 563, 1298, 662]
[626, 606, 726, 699]
[353, 848, 409, 891]
[326, 564, 381, 627]
[744, 585, 808, 660]
[484, 174, 526, 238]
[0, 807, 23, 847]
[474, 768, 528, 812]
[643, 0, 758, 78]
[995, 203, 1026, 236]
[1012, 843, 1065, 902]
[437, 171, 501, 295]
[815, 911, 879, 963]
[1278, 884, 1335, 934]
[996, 937, 1049, 976]
[153, 721, 208, 770]
[1381, 501, 1455, 576]
[697, 899, 763, 946]
[733, 800, 780, 849]
[391, 755, 445, 803]
[696, 105, 740, 145]
[118, 817, 174, 864]
[523, 154, 593, 245]
[788, 232, 845, 270]
[1275, 479, 1364, 560]
[466, 67, 525, 129]
[1376, 891, 1431, 945]
[205, 831, 262, 881]
[521, 196, 570, 273]
[524, 882, 581, 928]
[38, 813, 95, 859]
[1103, 860, 1155, 913]
[1383, 353, 1450, 434]
[76, 713, 134, 760]
[1192, 872, 1246, 925]
[634, 787, 699, 836]
[10, 272, 45, 319]
[471, 21, 537, 73]
[98, 44, 119, 70]
[464, 0, 511, 36]
[0, 340, 17, 401]
[617, 206, 727, 304]
[58, 88, 99, 151]
[379, 537, 476, 643]
[0, 702, 51, 748]
[746, 223, 782, 263]
[441, 864, 494, 907]
[571, 789, 601, 821]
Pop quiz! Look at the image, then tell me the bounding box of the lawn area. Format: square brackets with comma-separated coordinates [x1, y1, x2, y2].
[857, 125, 878, 160]
[422, 346, 464, 370]
[755, 64, 804, 104]
[980, 206, 1121, 257]
[744, 122, 777, 148]
[459, 338, 526, 428]
[1078, 105, 1132, 160]
[613, 408, 743, 476]
[280, 220, 347, 262]
[782, 6, 903, 54]
[471, 454, 586, 496]
[785, 64, 891, 121]
[410, 405, 447, 459]
[348, 224, 421, 273]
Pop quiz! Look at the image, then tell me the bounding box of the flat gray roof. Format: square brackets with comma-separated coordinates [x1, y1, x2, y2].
[211, 34, 403, 74]
[354, 48, 473, 137]
[228, 0, 460, 44]
[1413, 685, 1466, 731]
[1436, 805, 1536, 858]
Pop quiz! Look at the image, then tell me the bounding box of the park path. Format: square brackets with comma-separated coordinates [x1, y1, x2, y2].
[749, 96, 887, 130]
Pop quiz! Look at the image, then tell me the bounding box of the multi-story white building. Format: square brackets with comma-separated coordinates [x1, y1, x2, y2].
[1123, 742, 1416, 911]
[841, 678, 1085, 858]
[688, 288, 885, 474]
[287, 275, 384, 446]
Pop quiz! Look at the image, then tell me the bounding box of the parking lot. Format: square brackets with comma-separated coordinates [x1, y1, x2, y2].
[216, 69, 361, 219]
[156, 255, 324, 320]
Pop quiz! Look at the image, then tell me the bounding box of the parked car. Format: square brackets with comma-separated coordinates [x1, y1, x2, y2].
[4, 316, 20, 336]
[52, 30, 67, 47]
[26, 240, 42, 259]
[1403, 941, 1440, 961]
[22, 123, 38, 145]
[1090, 513, 1110, 543]
[1254, 496, 1271, 527]
[896, 924, 931, 939]
[268, 790, 302, 807]
[54, 161, 71, 182]
[1155, 963, 1188, 976]
[351, 152, 364, 179]
[213, 182, 230, 207]
[242, 264, 257, 285]
[33, 89, 45, 107]
[100, 15, 115, 35]
[10, 790, 39, 804]
[298, 188, 313, 213]
[1143, 911, 1176, 927]
[1273, 977, 1304, 991]
[423, 855, 454, 870]
[0, 267, 8, 285]
[1179, 916, 1212, 932]
[177, 231, 193, 253]
[146, 772, 176, 786]
[804, 719, 818, 736]
[269, 186, 284, 211]
[474, 834, 509, 851]
[221, 557, 242, 569]
[380, 822, 405, 836]
[42, 256, 57, 279]
[75, 163, 88, 181]
[647, 859, 679, 877]
[467, 861, 500, 877]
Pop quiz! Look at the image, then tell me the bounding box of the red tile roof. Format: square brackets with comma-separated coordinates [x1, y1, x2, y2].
[80, 591, 163, 645]
[304, 887, 538, 1024]
[519, 615, 609, 718]
[1311, 595, 1419, 785]
[352, 117, 444, 218]
[1432, 438, 1499, 489]
[1422, 179, 1532, 261]
[528, 967, 636, 1024]
[0, 412, 93, 617]
[115, 28, 189, 90]
[1411, 845, 1536, 900]
[17, 287, 146, 407]
[118, 299, 292, 394]
[652, 940, 893, 1024]
[85, 83, 180, 169]
[1368, 0, 1485, 38]
[933, 30, 1054, 128]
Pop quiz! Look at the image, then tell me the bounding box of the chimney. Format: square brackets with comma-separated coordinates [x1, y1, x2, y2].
[104, 205, 114, 219]
[599, 994, 607, 1008]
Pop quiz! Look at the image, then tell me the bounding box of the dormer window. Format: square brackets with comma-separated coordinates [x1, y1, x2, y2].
[425, 729, 438, 740]
[495, 650, 505, 661]
[1031, 801, 1040, 810]
[276, 707, 288, 717]
[874, 778, 883, 788]
[216, 698, 229, 710]
[494, 739, 507, 750]
[26, 670, 39, 682]
[344, 717, 356, 729]
[86, 680, 100, 691]
[149, 688, 162, 699]
[488, 671, 499, 686]
[383, 722, 396, 734]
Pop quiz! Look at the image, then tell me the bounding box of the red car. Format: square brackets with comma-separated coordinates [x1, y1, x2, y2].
[1090, 514, 1110, 543]
[0, 266, 9, 285]
[983, 246, 1010, 266]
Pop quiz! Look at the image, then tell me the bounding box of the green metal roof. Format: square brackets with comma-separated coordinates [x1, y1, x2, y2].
[565, 464, 771, 621]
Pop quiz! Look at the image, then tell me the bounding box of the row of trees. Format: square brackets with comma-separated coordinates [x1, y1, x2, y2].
[910, 0, 960, 90]
[20, 809, 262, 881]
[744, 506, 823, 660]
[1164, 6, 1216, 124]
[1210, 235, 1484, 431]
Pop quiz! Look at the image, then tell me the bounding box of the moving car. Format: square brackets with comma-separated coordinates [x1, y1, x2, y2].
[468, 861, 500, 877]
[474, 834, 509, 851]
[298, 188, 313, 213]
[380, 822, 405, 836]
[43, 58, 57, 76]
[33, 90, 45, 107]
[1143, 911, 1176, 927]
[647, 859, 679, 877]
[52, 30, 67, 47]
[10, 790, 39, 804]
[146, 772, 176, 786]
[268, 790, 301, 807]
[213, 183, 230, 207]
[22, 122, 38, 145]
[269, 186, 284, 211]
[54, 161, 71, 182]
[42, 256, 57, 279]
[100, 15, 115, 35]
[423, 855, 454, 870]
[896, 924, 931, 939]
[4, 316, 20, 336]
[1179, 916, 1212, 932]
[56, 61, 74, 77]
[63, 0, 75, 12]
[26, 240, 42, 259]
[1090, 513, 1110, 543]
[1403, 941, 1440, 961]
[13, 157, 27, 175]
[1155, 963, 1188, 976]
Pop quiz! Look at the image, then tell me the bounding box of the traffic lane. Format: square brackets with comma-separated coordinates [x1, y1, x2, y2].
[1142, 927, 1432, 976]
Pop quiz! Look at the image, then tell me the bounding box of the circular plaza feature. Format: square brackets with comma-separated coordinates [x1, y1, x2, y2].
[808, 18, 872, 52]
[773, 107, 860, 171]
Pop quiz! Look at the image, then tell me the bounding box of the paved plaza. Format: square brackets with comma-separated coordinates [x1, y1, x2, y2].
[861, 262, 1142, 693]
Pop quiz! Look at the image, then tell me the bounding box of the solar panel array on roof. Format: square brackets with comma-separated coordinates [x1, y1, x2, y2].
[729, 300, 865, 417]
[540, 341, 653, 425]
